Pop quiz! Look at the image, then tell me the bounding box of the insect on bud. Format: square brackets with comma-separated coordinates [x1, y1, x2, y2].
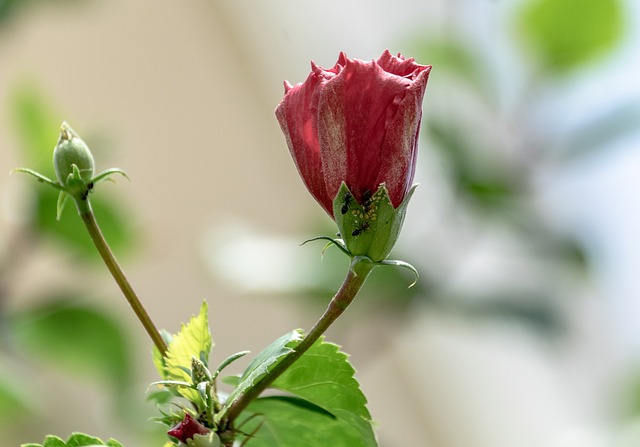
[53, 122, 95, 187]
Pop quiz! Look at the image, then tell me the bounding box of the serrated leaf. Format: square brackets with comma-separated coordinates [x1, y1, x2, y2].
[21, 433, 125, 447]
[43, 435, 66, 447]
[163, 302, 212, 406]
[229, 336, 376, 446]
[222, 330, 302, 414]
[236, 397, 374, 447]
[268, 337, 375, 444]
[66, 433, 104, 446]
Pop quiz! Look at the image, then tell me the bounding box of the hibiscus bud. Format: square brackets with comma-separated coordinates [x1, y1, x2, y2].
[53, 122, 95, 187]
[276, 50, 430, 218]
[168, 413, 210, 444]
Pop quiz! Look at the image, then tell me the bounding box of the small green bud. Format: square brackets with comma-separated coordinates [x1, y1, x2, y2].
[191, 357, 212, 384]
[53, 122, 95, 187]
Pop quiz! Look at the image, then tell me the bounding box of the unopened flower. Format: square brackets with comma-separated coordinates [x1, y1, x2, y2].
[53, 122, 95, 187]
[276, 50, 431, 217]
[277, 51, 431, 262]
[168, 413, 210, 444]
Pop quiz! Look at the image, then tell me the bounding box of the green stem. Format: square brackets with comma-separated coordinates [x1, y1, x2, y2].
[224, 257, 374, 424]
[75, 197, 167, 356]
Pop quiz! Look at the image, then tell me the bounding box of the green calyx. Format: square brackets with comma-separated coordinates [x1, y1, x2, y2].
[11, 121, 128, 218]
[334, 182, 415, 263]
[304, 182, 419, 286]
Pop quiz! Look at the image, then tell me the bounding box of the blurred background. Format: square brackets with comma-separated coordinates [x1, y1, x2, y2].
[1, 0, 640, 446]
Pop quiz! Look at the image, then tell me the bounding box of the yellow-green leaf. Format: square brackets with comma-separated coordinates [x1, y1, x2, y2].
[163, 301, 212, 405]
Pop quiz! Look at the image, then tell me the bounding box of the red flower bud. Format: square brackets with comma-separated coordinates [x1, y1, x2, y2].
[276, 50, 431, 217]
[167, 413, 210, 444]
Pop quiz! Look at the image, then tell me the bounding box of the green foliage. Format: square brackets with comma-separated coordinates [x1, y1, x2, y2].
[9, 83, 133, 259]
[0, 375, 31, 417]
[517, 0, 625, 72]
[155, 302, 212, 407]
[21, 432, 124, 447]
[235, 338, 376, 446]
[221, 330, 302, 416]
[9, 298, 132, 390]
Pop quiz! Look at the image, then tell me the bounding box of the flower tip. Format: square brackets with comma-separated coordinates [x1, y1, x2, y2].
[59, 121, 76, 142]
[283, 80, 294, 93]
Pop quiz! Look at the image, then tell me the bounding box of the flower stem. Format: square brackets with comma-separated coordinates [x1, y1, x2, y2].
[75, 197, 167, 356]
[224, 257, 374, 424]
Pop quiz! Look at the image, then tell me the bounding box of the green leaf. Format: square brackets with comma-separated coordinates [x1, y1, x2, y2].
[408, 37, 492, 98]
[517, 0, 625, 72]
[162, 301, 212, 406]
[269, 338, 375, 443]
[222, 330, 302, 416]
[34, 175, 134, 259]
[21, 433, 125, 447]
[0, 373, 31, 417]
[9, 298, 132, 390]
[66, 433, 103, 446]
[233, 338, 376, 446]
[236, 396, 374, 447]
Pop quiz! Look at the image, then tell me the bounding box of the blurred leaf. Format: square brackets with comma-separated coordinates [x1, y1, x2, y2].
[0, 373, 31, 417]
[9, 81, 61, 172]
[236, 338, 376, 446]
[563, 100, 640, 159]
[517, 0, 624, 72]
[10, 82, 134, 259]
[9, 298, 132, 390]
[0, 0, 26, 26]
[409, 37, 491, 97]
[162, 301, 212, 407]
[223, 330, 302, 414]
[428, 119, 519, 209]
[34, 185, 134, 259]
[1, 0, 93, 27]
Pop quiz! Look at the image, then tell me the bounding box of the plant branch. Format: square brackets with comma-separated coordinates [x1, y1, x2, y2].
[224, 257, 373, 424]
[76, 197, 167, 356]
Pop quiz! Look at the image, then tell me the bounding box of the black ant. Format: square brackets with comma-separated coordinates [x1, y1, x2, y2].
[341, 192, 353, 215]
[351, 221, 369, 236]
[362, 189, 372, 207]
[81, 181, 94, 201]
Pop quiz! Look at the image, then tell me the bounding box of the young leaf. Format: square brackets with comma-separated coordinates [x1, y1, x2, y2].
[22, 433, 125, 447]
[65, 433, 103, 446]
[163, 301, 212, 406]
[221, 330, 302, 416]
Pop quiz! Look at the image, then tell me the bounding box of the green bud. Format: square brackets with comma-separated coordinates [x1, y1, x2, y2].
[191, 357, 212, 384]
[53, 122, 95, 187]
[333, 182, 416, 263]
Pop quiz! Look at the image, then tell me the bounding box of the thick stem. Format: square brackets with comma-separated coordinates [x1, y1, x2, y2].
[224, 257, 373, 424]
[76, 198, 167, 356]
